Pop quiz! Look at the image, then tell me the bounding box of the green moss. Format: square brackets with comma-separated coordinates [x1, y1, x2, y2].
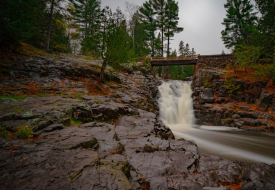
[204, 77, 213, 88]
[0, 107, 23, 112]
[70, 118, 82, 126]
[16, 126, 33, 139]
[93, 97, 101, 104]
[37, 93, 51, 97]
[0, 96, 25, 100]
[0, 125, 10, 138]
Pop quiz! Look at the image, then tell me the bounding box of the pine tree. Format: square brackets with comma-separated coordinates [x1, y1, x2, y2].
[254, 0, 275, 59]
[152, 0, 166, 57]
[155, 32, 162, 56]
[139, 0, 157, 56]
[73, 0, 101, 55]
[98, 6, 133, 82]
[184, 43, 190, 55]
[45, 0, 76, 51]
[178, 41, 185, 56]
[221, 50, 225, 55]
[190, 48, 196, 55]
[0, 0, 46, 49]
[170, 49, 177, 57]
[221, 0, 258, 48]
[164, 0, 183, 57]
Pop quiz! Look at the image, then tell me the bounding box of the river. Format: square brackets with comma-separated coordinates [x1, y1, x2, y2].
[158, 80, 275, 165]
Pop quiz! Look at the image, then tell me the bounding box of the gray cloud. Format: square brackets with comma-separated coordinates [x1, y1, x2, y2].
[101, 0, 230, 55]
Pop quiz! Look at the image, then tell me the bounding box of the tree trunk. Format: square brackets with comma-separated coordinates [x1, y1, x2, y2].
[152, 31, 155, 57]
[46, 0, 54, 51]
[99, 61, 107, 83]
[167, 29, 170, 57]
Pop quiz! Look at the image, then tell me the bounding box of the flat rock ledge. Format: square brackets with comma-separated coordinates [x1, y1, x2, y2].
[1, 108, 275, 190]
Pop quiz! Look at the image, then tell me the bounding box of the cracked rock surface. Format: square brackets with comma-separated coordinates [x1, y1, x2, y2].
[0, 55, 275, 190]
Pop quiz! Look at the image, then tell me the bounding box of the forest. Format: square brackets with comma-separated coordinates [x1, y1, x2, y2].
[0, 0, 275, 82]
[0, 0, 198, 81]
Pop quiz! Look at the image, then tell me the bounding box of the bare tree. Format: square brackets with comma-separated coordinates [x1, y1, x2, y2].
[125, 2, 139, 48]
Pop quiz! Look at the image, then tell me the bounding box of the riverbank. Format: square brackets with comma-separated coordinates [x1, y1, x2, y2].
[0, 53, 275, 189]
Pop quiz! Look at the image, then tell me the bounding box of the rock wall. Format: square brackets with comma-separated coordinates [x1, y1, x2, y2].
[192, 67, 275, 132]
[197, 54, 235, 69]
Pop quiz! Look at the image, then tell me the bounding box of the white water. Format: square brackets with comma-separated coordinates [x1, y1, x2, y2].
[158, 80, 275, 164]
[158, 81, 194, 126]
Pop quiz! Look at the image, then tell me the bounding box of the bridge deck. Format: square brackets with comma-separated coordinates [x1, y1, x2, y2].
[150, 55, 198, 66]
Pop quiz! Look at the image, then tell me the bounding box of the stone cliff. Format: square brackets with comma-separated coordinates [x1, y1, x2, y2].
[0, 54, 275, 190]
[192, 61, 275, 132]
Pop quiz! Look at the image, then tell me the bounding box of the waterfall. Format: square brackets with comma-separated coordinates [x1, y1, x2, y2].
[158, 80, 194, 127]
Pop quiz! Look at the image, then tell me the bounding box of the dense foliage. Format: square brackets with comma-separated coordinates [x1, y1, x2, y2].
[221, 0, 275, 83]
[0, 0, 189, 81]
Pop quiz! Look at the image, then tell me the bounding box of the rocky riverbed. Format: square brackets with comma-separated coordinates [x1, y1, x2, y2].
[0, 54, 275, 190]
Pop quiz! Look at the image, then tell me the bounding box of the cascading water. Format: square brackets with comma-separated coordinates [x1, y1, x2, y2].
[158, 81, 194, 126]
[157, 80, 275, 164]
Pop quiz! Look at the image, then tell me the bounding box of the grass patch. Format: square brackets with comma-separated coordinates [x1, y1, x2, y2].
[0, 107, 23, 112]
[70, 118, 82, 126]
[15, 42, 45, 56]
[93, 97, 101, 104]
[83, 56, 94, 60]
[0, 125, 10, 138]
[72, 93, 82, 99]
[0, 96, 25, 100]
[37, 93, 51, 97]
[16, 126, 33, 139]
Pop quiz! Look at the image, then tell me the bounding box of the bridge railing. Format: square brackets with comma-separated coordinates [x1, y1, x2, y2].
[151, 55, 199, 61]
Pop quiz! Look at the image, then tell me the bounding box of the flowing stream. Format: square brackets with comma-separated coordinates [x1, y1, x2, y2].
[158, 80, 275, 164]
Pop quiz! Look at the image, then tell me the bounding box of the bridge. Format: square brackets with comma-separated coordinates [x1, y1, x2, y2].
[150, 55, 198, 67]
[150, 54, 234, 78]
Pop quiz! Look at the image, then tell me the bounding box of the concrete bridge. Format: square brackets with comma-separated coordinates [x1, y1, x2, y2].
[150, 54, 234, 78]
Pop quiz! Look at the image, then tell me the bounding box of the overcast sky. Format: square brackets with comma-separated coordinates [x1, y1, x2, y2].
[101, 0, 230, 55]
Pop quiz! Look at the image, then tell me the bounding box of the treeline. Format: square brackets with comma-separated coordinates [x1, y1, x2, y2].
[221, 0, 275, 69]
[0, 0, 186, 81]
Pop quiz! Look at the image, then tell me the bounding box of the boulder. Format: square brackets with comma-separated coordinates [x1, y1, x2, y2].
[258, 90, 274, 111]
[193, 68, 225, 87]
[200, 88, 215, 104]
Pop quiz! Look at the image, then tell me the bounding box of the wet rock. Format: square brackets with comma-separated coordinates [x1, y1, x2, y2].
[258, 90, 274, 111]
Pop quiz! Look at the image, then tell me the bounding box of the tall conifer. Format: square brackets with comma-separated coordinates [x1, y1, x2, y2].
[221, 0, 257, 48]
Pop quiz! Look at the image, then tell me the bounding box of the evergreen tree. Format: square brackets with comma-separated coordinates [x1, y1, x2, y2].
[45, 0, 75, 51]
[73, 0, 101, 55]
[170, 49, 177, 57]
[152, 0, 166, 57]
[98, 6, 133, 82]
[221, 50, 225, 55]
[50, 11, 71, 53]
[190, 48, 196, 55]
[178, 40, 185, 56]
[164, 0, 183, 57]
[139, 0, 157, 56]
[154, 33, 162, 57]
[221, 0, 258, 49]
[184, 43, 190, 55]
[134, 21, 151, 57]
[0, 0, 46, 49]
[255, 0, 275, 59]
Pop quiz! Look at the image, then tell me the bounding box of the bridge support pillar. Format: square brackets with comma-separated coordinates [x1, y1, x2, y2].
[166, 67, 169, 79]
[152, 67, 156, 78]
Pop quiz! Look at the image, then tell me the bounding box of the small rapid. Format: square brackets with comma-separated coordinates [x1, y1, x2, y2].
[158, 80, 275, 164]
